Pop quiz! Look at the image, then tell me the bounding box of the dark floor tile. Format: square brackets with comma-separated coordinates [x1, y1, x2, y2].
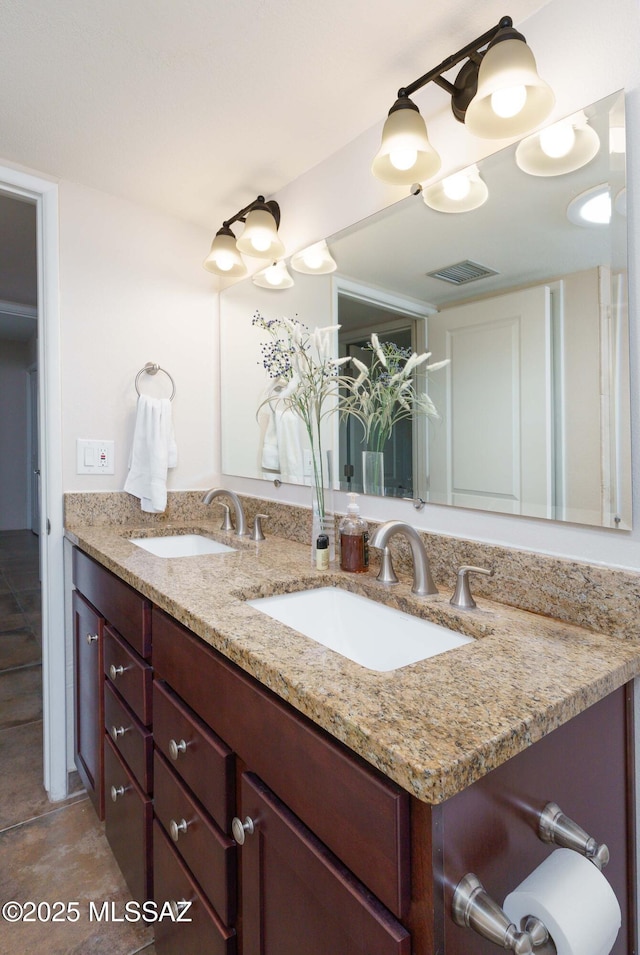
[0, 722, 85, 831]
[0, 628, 41, 671]
[0, 800, 153, 954]
[15, 590, 41, 614]
[3, 569, 41, 594]
[0, 665, 42, 729]
[24, 612, 42, 642]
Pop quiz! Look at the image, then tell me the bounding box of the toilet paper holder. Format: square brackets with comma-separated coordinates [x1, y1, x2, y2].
[451, 801, 610, 952]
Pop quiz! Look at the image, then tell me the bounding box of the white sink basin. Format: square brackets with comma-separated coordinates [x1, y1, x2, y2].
[129, 534, 235, 557]
[247, 586, 473, 671]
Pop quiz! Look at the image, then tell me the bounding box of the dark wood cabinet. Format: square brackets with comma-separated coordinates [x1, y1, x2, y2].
[72, 547, 635, 955]
[72, 590, 104, 819]
[239, 771, 411, 955]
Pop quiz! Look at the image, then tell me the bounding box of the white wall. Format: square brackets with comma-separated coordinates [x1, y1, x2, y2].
[0, 339, 30, 528]
[58, 180, 218, 493]
[220, 0, 640, 572]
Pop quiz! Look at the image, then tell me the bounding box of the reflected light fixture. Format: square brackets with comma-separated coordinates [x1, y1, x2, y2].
[515, 112, 600, 176]
[203, 195, 283, 276]
[567, 183, 611, 227]
[372, 16, 554, 186]
[422, 164, 489, 213]
[290, 239, 337, 274]
[252, 260, 294, 290]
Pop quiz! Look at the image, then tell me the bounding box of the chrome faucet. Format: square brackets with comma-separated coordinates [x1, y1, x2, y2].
[201, 488, 247, 537]
[368, 520, 438, 596]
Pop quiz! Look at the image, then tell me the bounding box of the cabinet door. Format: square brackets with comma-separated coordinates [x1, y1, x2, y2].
[73, 590, 104, 820]
[239, 772, 410, 955]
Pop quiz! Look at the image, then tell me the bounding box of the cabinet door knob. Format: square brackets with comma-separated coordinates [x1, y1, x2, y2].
[110, 725, 128, 742]
[169, 818, 189, 842]
[168, 738, 188, 760]
[109, 664, 125, 680]
[110, 784, 126, 802]
[231, 815, 255, 845]
[169, 899, 190, 920]
[86, 633, 99, 644]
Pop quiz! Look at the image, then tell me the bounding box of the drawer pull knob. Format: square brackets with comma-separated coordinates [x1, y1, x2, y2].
[231, 815, 255, 845]
[110, 784, 126, 802]
[169, 818, 189, 842]
[86, 633, 99, 644]
[109, 664, 125, 680]
[169, 899, 190, 920]
[110, 725, 128, 742]
[168, 738, 188, 760]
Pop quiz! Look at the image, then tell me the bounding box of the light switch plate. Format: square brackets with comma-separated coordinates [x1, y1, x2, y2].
[76, 439, 115, 475]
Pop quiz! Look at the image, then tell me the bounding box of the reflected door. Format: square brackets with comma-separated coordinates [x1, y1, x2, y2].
[427, 286, 552, 516]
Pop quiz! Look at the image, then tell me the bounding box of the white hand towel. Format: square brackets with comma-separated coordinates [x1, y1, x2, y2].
[124, 395, 178, 513]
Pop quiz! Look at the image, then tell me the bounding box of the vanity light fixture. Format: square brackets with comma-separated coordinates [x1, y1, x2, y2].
[290, 239, 337, 274]
[251, 260, 294, 289]
[515, 113, 600, 176]
[372, 16, 554, 186]
[422, 165, 489, 213]
[566, 183, 612, 227]
[203, 195, 284, 276]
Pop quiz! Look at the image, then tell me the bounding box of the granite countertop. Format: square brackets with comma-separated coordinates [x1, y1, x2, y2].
[65, 521, 640, 805]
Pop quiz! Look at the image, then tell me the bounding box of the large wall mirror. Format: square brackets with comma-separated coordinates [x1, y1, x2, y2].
[220, 90, 631, 530]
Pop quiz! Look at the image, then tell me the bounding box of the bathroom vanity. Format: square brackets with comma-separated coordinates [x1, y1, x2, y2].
[68, 520, 638, 955]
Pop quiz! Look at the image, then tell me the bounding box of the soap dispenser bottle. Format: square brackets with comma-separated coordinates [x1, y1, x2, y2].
[339, 493, 369, 573]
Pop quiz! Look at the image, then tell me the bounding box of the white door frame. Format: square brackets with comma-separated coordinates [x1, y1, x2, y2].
[0, 165, 66, 800]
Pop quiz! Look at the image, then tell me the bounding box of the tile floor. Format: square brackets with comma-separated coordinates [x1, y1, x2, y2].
[0, 530, 155, 954]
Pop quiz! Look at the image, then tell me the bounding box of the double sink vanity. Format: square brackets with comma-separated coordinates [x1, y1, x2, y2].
[66, 490, 639, 955]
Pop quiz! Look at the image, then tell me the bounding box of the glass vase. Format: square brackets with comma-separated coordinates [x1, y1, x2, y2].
[362, 450, 385, 497]
[310, 449, 335, 564]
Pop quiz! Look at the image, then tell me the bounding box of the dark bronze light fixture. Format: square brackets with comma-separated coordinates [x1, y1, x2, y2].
[372, 16, 555, 186]
[203, 196, 284, 276]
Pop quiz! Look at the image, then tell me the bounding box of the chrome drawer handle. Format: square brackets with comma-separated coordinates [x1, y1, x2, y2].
[109, 664, 125, 680]
[86, 633, 99, 644]
[231, 816, 255, 845]
[169, 818, 189, 842]
[110, 725, 128, 742]
[110, 784, 126, 802]
[168, 738, 187, 760]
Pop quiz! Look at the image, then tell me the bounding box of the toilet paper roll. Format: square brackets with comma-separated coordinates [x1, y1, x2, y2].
[503, 848, 621, 955]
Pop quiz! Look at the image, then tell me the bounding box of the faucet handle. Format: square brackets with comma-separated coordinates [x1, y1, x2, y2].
[450, 565, 494, 610]
[218, 503, 234, 532]
[250, 514, 268, 542]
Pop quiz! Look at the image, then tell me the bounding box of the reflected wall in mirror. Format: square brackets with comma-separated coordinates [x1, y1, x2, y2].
[219, 90, 631, 530]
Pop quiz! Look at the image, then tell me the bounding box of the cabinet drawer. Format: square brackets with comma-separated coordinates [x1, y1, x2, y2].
[104, 626, 152, 726]
[105, 679, 153, 794]
[153, 608, 410, 919]
[73, 548, 151, 659]
[154, 680, 235, 831]
[153, 821, 237, 955]
[104, 737, 153, 903]
[154, 750, 236, 925]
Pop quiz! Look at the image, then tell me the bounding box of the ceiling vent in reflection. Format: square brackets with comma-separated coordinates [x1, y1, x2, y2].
[427, 260, 499, 285]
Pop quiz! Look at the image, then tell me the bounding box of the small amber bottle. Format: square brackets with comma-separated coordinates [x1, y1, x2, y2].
[339, 494, 369, 573]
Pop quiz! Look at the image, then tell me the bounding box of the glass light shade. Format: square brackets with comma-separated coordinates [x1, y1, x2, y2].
[290, 240, 337, 274]
[203, 229, 247, 277]
[567, 184, 611, 227]
[251, 260, 294, 289]
[236, 207, 285, 259]
[422, 165, 489, 213]
[515, 116, 600, 176]
[464, 38, 555, 138]
[371, 104, 441, 185]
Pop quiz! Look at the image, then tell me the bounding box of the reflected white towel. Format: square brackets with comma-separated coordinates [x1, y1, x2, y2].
[276, 407, 304, 482]
[261, 404, 280, 471]
[124, 395, 177, 513]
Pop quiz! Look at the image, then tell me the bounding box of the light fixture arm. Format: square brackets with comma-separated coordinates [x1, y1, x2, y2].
[222, 196, 281, 232]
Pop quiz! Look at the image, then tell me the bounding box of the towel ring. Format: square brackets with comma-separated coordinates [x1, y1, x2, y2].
[135, 362, 176, 400]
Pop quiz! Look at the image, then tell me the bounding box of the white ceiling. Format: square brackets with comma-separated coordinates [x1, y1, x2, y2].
[0, 0, 550, 234]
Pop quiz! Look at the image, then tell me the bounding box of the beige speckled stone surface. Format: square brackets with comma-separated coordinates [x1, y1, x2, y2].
[65, 496, 640, 806]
